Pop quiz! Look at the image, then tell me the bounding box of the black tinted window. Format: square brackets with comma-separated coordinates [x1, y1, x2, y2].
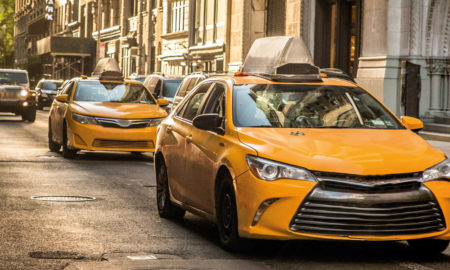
[0, 72, 28, 84]
[162, 80, 182, 98]
[42, 81, 62, 90]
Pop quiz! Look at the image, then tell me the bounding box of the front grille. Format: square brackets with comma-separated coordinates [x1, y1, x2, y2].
[92, 139, 154, 149]
[290, 186, 446, 236]
[318, 180, 422, 193]
[95, 117, 151, 129]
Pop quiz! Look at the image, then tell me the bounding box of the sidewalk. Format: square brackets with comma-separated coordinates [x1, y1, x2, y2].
[427, 140, 450, 156]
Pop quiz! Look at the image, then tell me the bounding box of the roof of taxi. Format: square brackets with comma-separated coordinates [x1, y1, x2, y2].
[206, 74, 358, 87]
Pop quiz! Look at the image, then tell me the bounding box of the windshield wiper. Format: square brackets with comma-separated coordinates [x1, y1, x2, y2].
[246, 125, 273, 127]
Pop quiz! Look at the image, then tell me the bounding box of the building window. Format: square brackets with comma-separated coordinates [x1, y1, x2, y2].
[171, 0, 185, 33]
[266, 0, 285, 36]
[193, 0, 225, 44]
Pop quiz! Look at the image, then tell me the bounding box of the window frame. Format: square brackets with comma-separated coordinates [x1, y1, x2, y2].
[175, 82, 214, 122]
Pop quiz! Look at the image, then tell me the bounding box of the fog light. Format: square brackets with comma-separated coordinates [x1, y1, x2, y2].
[252, 198, 278, 226]
[22, 101, 28, 107]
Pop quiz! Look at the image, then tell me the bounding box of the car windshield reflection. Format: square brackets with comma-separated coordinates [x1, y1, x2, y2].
[73, 81, 156, 104]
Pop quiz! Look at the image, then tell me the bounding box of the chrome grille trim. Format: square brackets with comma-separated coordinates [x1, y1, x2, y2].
[95, 117, 151, 129]
[290, 186, 446, 236]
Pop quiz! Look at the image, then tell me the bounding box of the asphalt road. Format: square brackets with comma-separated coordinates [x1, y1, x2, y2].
[0, 110, 450, 270]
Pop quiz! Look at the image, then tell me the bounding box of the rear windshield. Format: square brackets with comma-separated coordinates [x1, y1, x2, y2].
[42, 81, 62, 90]
[0, 71, 28, 84]
[233, 84, 402, 129]
[73, 81, 156, 104]
[162, 80, 182, 98]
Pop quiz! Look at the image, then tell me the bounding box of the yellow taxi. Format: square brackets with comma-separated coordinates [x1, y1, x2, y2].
[154, 37, 450, 253]
[48, 59, 168, 158]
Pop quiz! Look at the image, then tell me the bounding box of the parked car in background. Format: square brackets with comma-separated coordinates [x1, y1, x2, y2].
[143, 74, 183, 112]
[48, 59, 169, 159]
[0, 69, 36, 122]
[35, 79, 64, 109]
[320, 68, 356, 83]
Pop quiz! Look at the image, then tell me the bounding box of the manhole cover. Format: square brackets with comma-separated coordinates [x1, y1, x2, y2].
[29, 251, 86, 260]
[30, 196, 96, 202]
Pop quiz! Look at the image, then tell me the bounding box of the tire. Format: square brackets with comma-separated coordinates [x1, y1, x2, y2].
[61, 125, 77, 159]
[21, 107, 36, 123]
[156, 159, 185, 219]
[216, 175, 247, 252]
[48, 120, 61, 152]
[408, 239, 449, 255]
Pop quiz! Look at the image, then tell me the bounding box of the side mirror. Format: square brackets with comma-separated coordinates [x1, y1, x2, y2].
[401, 116, 423, 132]
[193, 113, 224, 135]
[158, 98, 169, 107]
[55, 94, 69, 103]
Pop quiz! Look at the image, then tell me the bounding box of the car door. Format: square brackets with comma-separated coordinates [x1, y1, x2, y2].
[52, 81, 74, 144]
[165, 82, 213, 203]
[183, 83, 226, 213]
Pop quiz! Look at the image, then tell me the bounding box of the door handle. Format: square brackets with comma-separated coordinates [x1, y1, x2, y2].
[186, 135, 192, 143]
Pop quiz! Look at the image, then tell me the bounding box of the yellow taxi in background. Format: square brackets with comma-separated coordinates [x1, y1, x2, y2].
[154, 37, 450, 253]
[48, 59, 168, 158]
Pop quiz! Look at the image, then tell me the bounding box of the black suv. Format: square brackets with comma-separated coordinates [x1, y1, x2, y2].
[35, 79, 64, 110]
[0, 69, 36, 122]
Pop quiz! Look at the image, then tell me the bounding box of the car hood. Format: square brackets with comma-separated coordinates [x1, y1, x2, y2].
[70, 101, 168, 119]
[237, 128, 445, 175]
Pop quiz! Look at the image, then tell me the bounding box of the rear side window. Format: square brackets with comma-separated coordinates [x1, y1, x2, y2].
[178, 83, 212, 121]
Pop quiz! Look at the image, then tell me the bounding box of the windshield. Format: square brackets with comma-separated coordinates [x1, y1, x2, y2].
[42, 81, 62, 90]
[73, 81, 156, 104]
[0, 71, 28, 84]
[162, 80, 182, 98]
[233, 84, 402, 129]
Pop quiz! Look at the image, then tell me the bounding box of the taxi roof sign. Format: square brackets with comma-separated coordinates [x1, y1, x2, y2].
[241, 36, 321, 82]
[92, 58, 124, 81]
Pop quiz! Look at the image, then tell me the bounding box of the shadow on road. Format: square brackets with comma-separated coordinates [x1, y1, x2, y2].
[70, 151, 154, 162]
[167, 214, 450, 265]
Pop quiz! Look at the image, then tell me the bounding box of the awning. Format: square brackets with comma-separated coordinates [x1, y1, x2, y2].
[37, 36, 96, 56]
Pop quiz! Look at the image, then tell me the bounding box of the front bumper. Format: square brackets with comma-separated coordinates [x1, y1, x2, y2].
[68, 120, 157, 152]
[0, 96, 36, 113]
[235, 170, 450, 241]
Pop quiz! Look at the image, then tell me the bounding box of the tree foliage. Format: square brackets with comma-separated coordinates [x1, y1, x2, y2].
[0, 0, 14, 67]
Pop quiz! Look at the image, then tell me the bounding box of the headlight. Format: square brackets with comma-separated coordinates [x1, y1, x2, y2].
[423, 159, 450, 182]
[72, 113, 98, 125]
[19, 89, 28, 97]
[246, 155, 316, 181]
[147, 118, 165, 127]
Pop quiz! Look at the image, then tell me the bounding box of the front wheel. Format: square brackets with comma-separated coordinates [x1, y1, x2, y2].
[156, 160, 185, 219]
[62, 125, 77, 159]
[408, 239, 449, 255]
[216, 176, 248, 251]
[48, 120, 61, 152]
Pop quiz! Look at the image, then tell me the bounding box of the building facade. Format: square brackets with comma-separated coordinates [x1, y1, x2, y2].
[14, 0, 450, 130]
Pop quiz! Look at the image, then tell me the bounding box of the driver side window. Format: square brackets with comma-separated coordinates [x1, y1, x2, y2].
[60, 81, 74, 98]
[178, 83, 212, 121]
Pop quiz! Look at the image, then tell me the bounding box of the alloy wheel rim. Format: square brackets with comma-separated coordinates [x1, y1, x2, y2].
[222, 193, 232, 233]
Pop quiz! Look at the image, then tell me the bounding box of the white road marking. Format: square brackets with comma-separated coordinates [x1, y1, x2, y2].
[127, 255, 158, 260]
